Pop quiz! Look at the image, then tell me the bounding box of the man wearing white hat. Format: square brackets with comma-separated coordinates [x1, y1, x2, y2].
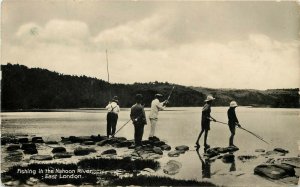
[228, 101, 241, 147]
[148, 93, 168, 141]
[195, 95, 216, 148]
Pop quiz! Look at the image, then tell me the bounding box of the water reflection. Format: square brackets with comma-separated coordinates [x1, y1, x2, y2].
[196, 149, 211, 178]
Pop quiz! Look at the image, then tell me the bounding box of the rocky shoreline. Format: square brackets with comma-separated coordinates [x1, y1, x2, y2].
[1, 134, 299, 186]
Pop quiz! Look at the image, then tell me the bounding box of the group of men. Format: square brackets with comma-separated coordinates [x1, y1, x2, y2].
[105, 93, 241, 149]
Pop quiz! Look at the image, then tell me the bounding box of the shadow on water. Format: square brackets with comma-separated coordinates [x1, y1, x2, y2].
[196, 148, 211, 179]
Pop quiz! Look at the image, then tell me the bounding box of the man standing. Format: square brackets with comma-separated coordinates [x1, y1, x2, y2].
[148, 94, 168, 141]
[105, 96, 120, 138]
[227, 101, 241, 147]
[195, 95, 216, 149]
[130, 94, 147, 148]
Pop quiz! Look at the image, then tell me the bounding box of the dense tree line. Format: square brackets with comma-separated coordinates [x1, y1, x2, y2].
[1, 64, 299, 110]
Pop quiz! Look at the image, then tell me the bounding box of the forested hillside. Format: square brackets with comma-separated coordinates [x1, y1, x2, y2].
[1, 64, 299, 110]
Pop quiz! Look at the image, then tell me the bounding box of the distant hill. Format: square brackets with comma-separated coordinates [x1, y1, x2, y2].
[1, 63, 299, 110]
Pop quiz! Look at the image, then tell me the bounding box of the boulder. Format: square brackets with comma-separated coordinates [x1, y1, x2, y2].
[279, 157, 300, 168]
[152, 147, 163, 155]
[226, 146, 239, 152]
[163, 160, 182, 175]
[152, 141, 166, 147]
[74, 147, 96, 156]
[82, 141, 95, 145]
[101, 149, 117, 155]
[175, 145, 189, 152]
[5, 151, 23, 162]
[32, 137, 44, 143]
[69, 136, 93, 143]
[24, 148, 38, 154]
[238, 155, 258, 162]
[30, 155, 53, 161]
[222, 154, 235, 163]
[45, 141, 59, 145]
[265, 151, 285, 156]
[114, 140, 133, 148]
[205, 148, 219, 158]
[18, 138, 29, 144]
[54, 152, 73, 159]
[147, 154, 162, 160]
[274, 148, 289, 154]
[51, 147, 66, 153]
[254, 164, 295, 180]
[143, 168, 155, 173]
[7, 144, 20, 151]
[90, 135, 105, 142]
[215, 147, 228, 153]
[21, 143, 36, 150]
[97, 139, 110, 146]
[255, 149, 265, 153]
[161, 144, 171, 151]
[168, 151, 181, 157]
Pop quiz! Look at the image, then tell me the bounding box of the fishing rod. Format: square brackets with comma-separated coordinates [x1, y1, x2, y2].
[166, 86, 175, 103]
[214, 120, 269, 144]
[111, 119, 132, 138]
[106, 49, 112, 99]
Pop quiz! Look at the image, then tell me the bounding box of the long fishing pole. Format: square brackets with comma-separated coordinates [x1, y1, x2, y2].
[106, 49, 112, 99]
[111, 119, 132, 138]
[214, 120, 269, 144]
[166, 86, 175, 102]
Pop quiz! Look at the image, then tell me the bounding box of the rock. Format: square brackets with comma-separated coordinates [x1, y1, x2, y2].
[97, 139, 110, 146]
[226, 146, 239, 152]
[30, 155, 53, 161]
[63, 141, 73, 145]
[255, 149, 265, 153]
[54, 152, 73, 159]
[175, 145, 189, 152]
[205, 148, 220, 158]
[114, 140, 133, 148]
[254, 164, 295, 180]
[82, 141, 95, 145]
[238, 155, 258, 162]
[74, 147, 96, 156]
[161, 144, 171, 151]
[279, 157, 300, 168]
[143, 168, 155, 173]
[69, 136, 93, 143]
[18, 138, 29, 144]
[152, 147, 163, 155]
[147, 154, 162, 160]
[168, 151, 181, 157]
[5, 151, 23, 162]
[274, 148, 289, 154]
[90, 135, 105, 142]
[101, 149, 117, 155]
[6, 144, 20, 151]
[24, 148, 38, 154]
[216, 147, 228, 153]
[51, 147, 67, 153]
[45, 141, 59, 145]
[152, 141, 166, 147]
[264, 151, 285, 156]
[21, 143, 36, 150]
[32, 137, 44, 143]
[222, 154, 235, 163]
[163, 160, 182, 175]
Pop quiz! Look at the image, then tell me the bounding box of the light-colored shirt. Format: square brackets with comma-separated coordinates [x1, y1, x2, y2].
[149, 99, 165, 119]
[105, 101, 120, 114]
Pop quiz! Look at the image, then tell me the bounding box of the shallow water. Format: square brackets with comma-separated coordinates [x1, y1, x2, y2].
[1, 107, 300, 185]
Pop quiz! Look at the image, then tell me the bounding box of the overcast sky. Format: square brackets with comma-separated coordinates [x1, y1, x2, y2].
[2, 0, 300, 89]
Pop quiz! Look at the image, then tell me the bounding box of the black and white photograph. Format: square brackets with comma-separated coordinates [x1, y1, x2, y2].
[1, 0, 300, 186]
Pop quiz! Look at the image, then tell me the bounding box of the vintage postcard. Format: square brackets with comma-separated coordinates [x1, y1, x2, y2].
[1, 0, 300, 186]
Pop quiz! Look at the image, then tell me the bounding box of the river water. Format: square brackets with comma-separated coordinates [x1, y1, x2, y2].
[1, 107, 300, 186]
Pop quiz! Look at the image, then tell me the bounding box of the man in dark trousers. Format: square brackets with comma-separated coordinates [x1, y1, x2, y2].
[105, 96, 120, 138]
[130, 94, 147, 148]
[227, 101, 241, 147]
[195, 95, 216, 149]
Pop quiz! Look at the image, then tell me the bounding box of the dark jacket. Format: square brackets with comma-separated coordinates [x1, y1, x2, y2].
[201, 103, 211, 125]
[227, 108, 239, 125]
[130, 103, 147, 125]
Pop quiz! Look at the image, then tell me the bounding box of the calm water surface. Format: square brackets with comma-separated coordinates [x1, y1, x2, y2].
[1, 107, 300, 185]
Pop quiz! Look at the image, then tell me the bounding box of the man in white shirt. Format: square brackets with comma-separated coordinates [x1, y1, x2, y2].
[148, 94, 168, 140]
[105, 96, 120, 138]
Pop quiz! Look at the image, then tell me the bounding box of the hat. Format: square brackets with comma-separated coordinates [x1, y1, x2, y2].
[155, 94, 163, 98]
[205, 95, 215, 102]
[135, 94, 143, 102]
[230, 101, 238, 107]
[112, 96, 119, 103]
